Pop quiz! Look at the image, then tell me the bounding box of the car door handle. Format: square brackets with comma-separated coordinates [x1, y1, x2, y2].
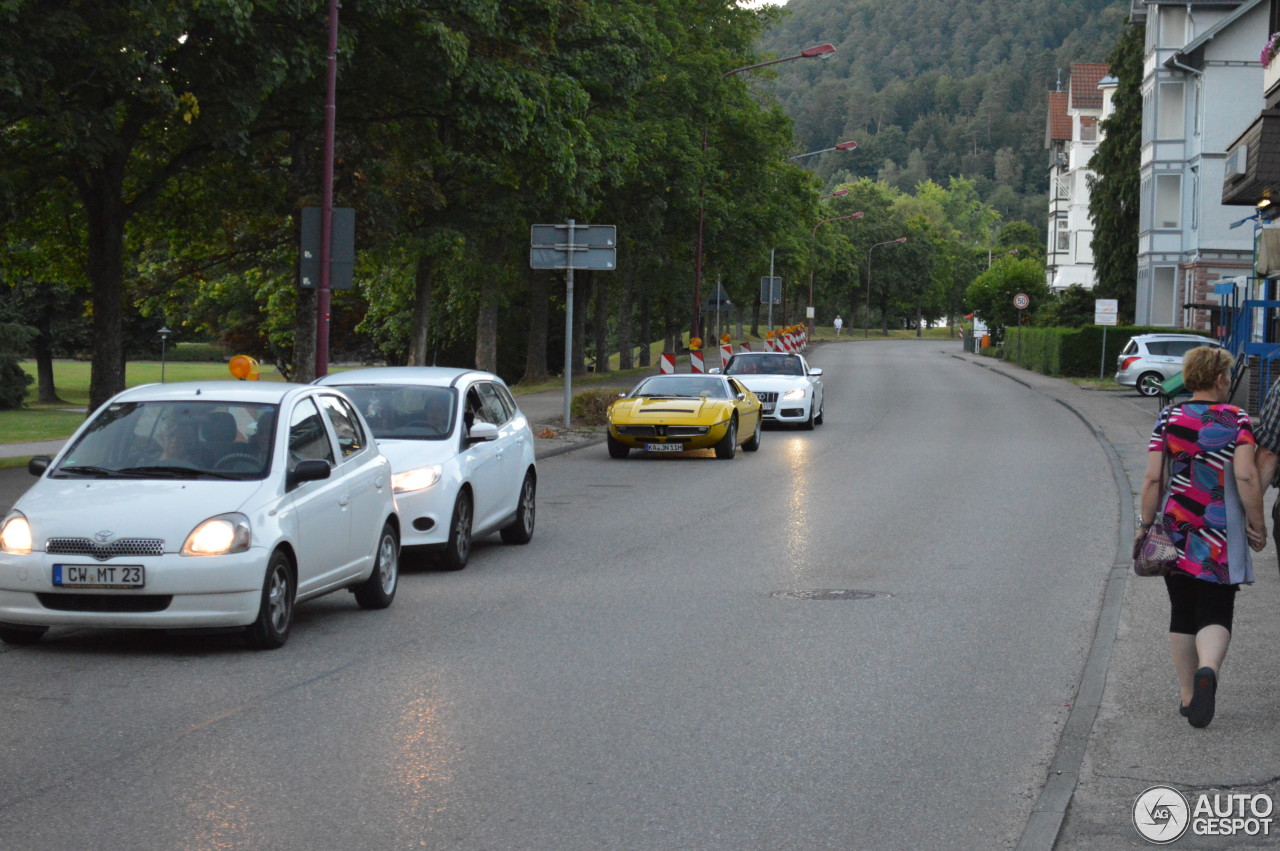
[339, 495, 350, 507]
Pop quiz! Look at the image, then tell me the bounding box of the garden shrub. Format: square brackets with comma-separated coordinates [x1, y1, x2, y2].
[571, 388, 620, 426]
[0, 323, 35, 410]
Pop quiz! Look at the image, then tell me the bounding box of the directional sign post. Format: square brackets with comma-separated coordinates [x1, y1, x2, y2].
[1013, 293, 1029, 362]
[531, 222, 618, 427]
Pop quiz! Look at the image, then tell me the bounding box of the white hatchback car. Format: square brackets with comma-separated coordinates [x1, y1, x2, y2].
[0, 382, 399, 649]
[1115, 333, 1221, 396]
[717, 351, 825, 429]
[314, 367, 536, 571]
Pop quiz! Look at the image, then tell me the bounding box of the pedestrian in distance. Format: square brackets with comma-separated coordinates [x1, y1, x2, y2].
[1137, 345, 1267, 729]
[833, 315, 843, 336]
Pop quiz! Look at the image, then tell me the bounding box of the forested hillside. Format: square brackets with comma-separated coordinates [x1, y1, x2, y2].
[760, 0, 1130, 228]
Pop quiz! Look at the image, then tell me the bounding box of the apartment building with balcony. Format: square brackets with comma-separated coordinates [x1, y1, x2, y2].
[1133, 0, 1264, 330]
[1045, 63, 1110, 292]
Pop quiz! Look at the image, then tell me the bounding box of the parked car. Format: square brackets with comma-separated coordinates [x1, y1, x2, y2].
[314, 367, 536, 571]
[606, 373, 763, 459]
[1115, 333, 1221, 396]
[0, 382, 399, 649]
[716, 351, 824, 429]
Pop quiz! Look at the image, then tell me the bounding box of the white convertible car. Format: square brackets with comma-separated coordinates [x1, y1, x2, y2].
[717, 351, 825, 429]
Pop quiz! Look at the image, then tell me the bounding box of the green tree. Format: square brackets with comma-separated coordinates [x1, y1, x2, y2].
[965, 256, 1050, 341]
[1088, 23, 1142, 322]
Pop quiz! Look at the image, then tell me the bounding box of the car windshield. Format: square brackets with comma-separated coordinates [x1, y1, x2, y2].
[633, 376, 729, 399]
[53, 400, 277, 480]
[335, 384, 457, 440]
[724, 355, 804, 376]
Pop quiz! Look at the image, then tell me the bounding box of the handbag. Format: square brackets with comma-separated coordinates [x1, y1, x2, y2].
[1133, 412, 1178, 577]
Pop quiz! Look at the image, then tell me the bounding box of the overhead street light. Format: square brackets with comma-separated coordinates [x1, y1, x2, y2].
[808, 213, 864, 340]
[693, 43, 836, 342]
[865, 238, 907, 338]
[789, 141, 857, 161]
[820, 188, 850, 200]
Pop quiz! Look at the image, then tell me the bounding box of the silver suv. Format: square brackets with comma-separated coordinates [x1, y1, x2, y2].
[1115, 333, 1220, 396]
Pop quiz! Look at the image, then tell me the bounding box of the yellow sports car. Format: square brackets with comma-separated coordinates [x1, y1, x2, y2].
[606, 373, 763, 459]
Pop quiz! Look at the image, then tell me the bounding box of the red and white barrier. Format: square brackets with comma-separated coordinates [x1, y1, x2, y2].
[739, 342, 751, 353]
[659, 352, 675, 375]
[690, 350, 705, 373]
[720, 343, 732, 368]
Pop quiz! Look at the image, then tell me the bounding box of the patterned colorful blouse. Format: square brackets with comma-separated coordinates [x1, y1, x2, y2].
[1148, 402, 1256, 583]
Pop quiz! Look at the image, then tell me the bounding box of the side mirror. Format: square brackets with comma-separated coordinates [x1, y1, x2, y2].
[809, 368, 823, 377]
[735, 393, 746, 401]
[617, 392, 626, 398]
[709, 367, 722, 374]
[468, 422, 499, 443]
[287, 459, 331, 490]
[28, 456, 50, 477]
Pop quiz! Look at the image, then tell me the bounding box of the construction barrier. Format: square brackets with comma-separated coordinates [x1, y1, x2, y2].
[720, 343, 733, 369]
[690, 350, 705, 373]
[739, 342, 751, 353]
[659, 352, 676, 374]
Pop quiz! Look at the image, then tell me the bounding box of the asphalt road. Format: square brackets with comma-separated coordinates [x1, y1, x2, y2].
[0, 341, 1117, 850]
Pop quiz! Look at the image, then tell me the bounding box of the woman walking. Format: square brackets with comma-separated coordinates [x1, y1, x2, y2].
[1137, 345, 1266, 728]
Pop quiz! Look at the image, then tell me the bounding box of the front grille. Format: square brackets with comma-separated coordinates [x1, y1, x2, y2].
[617, 425, 657, 437]
[37, 593, 173, 613]
[666, 426, 709, 437]
[46, 538, 165, 561]
[753, 391, 778, 404]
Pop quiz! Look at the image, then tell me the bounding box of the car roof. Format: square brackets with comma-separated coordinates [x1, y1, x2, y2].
[1133, 333, 1217, 341]
[729, 351, 800, 359]
[315, 366, 499, 388]
[109, 381, 313, 405]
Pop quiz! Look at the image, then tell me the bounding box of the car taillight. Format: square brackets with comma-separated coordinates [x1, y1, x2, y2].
[1121, 357, 1140, 371]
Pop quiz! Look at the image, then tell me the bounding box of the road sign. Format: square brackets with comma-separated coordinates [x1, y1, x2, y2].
[299, 207, 355, 290]
[760, 276, 782, 304]
[1013, 293, 1030, 309]
[1094, 298, 1118, 326]
[704, 281, 733, 313]
[530, 223, 617, 270]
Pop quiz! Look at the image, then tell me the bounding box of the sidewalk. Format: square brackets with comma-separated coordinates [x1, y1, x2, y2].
[954, 353, 1280, 850]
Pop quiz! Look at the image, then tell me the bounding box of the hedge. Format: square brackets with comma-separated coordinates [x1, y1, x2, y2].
[997, 326, 1215, 378]
[165, 342, 229, 362]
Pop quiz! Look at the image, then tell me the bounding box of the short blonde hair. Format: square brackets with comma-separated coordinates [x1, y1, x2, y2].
[1182, 345, 1233, 392]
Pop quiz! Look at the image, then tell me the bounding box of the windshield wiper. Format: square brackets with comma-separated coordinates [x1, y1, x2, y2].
[117, 465, 239, 480]
[55, 465, 124, 478]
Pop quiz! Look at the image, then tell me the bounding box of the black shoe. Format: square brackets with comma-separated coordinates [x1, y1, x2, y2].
[1179, 703, 1191, 717]
[1187, 667, 1217, 728]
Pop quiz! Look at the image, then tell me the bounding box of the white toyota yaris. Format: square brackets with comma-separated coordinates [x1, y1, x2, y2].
[314, 367, 537, 571]
[0, 382, 400, 649]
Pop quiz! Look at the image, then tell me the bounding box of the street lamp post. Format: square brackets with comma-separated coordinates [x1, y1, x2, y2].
[158, 326, 172, 383]
[808, 212, 864, 342]
[693, 43, 835, 342]
[865, 237, 907, 338]
[789, 140, 857, 161]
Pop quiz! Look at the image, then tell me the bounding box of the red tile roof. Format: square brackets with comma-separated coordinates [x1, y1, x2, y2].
[1069, 63, 1110, 110]
[1047, 91, 1071, 142]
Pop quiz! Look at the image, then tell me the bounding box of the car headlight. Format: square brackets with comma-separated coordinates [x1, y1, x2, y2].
[182, 513, 251, 556]
[393, 465, 443, 494]
[0, 512, 32, 555]
[783, 388, 807, 400]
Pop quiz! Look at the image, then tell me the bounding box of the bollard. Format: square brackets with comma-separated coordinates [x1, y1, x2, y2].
[720, 343, 733, 369]
[660, 352, 676, 375]
[690, 350, 705, 374]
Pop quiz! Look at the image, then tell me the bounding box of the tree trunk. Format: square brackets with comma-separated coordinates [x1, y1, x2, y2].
[407, 253, 434, 366]
[572, 270, 589, 375]
[751, 298, 761, 338]
[637, 293, 651, 367]
[617, 268, 635, 370]
[33, 330, 61, 404]
[292, 287, 317, 383]
[521, 269, 550, 384]
[79, 166, 127, 414]
[475, 278, 498, 373]
[593, 271, 610, 374]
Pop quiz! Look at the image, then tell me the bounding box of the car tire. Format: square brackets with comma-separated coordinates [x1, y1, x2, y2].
[438, 490, 473, 571]
[742, 416, 762, 452]
[607, 433, 629, 459]
[354, 520, 399, 609]
[500, 471, 536, 545]
[714, 417, 738, 460]
[246, 551, 294, 650]
[815, 402, 824, 425]
[1137, 372, 1164, 397]
[0, 623, 48, 646]
[802, 404, 816, 430]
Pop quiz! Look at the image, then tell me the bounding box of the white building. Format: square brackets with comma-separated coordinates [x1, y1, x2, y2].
[1133, 0, 1265, 329]
[1045, 63, 1109, 292]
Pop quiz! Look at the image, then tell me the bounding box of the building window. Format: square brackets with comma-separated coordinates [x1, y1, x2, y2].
[1157, 82, 1184, 139]
[1155, 174, 1182, 229]
[1140, 175, 1152, 230]
[1159, 6, 1188, 47]
[1056, 220, 1071, 252]
[1081, 119, 1097, 142]
[1191, 168, 1199, 230]
[1153, 267, 1177, 324]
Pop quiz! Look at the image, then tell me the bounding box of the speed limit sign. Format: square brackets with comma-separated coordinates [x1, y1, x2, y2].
[1013, 293, 1030, 309]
